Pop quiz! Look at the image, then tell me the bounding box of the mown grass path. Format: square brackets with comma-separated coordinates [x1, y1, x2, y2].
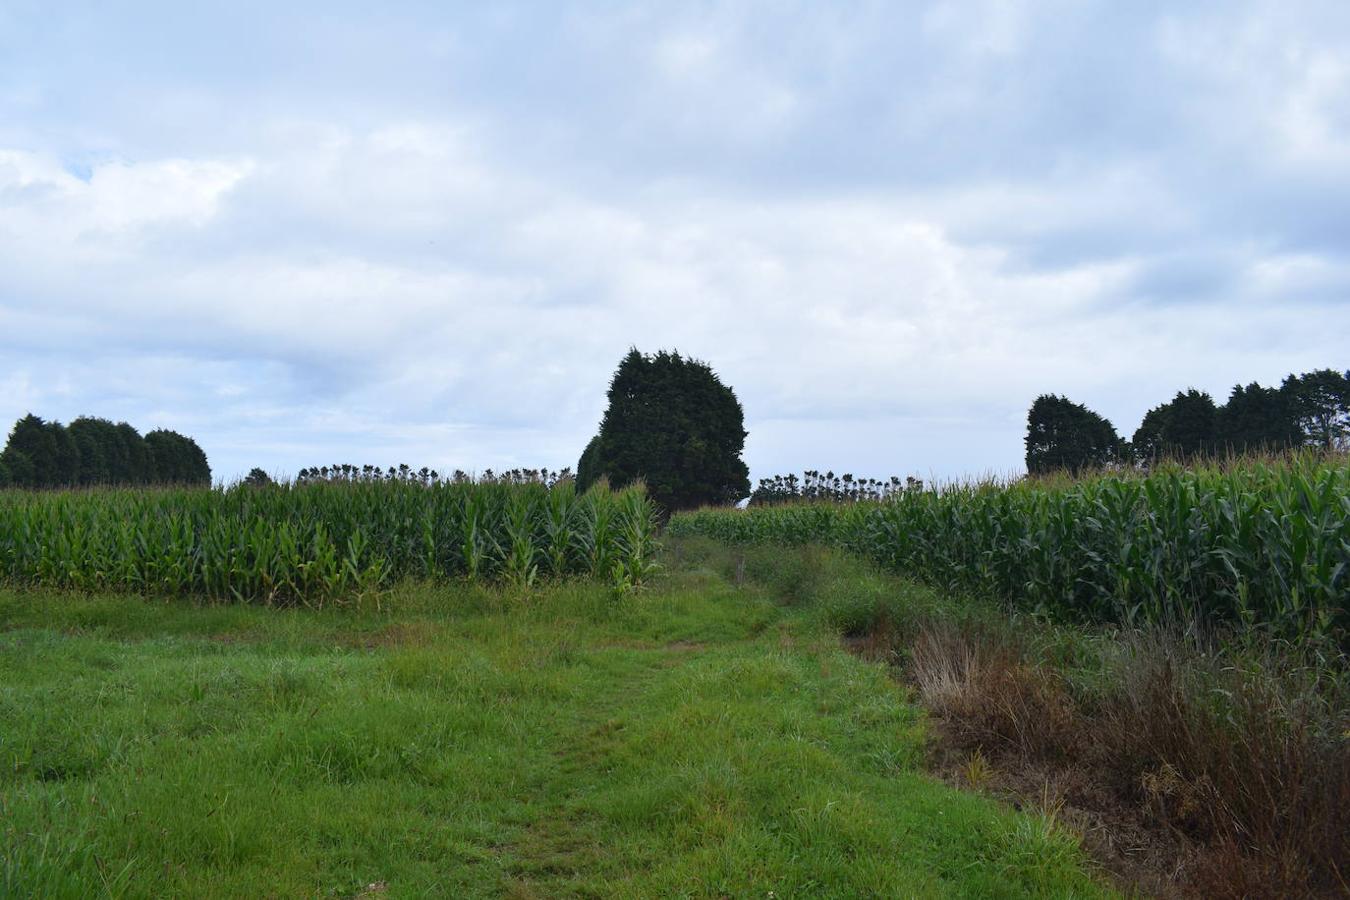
[1, 556, 1112, 898]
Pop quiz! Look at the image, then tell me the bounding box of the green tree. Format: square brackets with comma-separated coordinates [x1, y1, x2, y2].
[1281, 369, 1350, 449]
[1131, 404, 1169, 464]
[4, 415, 59, 486]
[114, 422, 151, 484]
[182, 434, 211, 485]
[145, 429, 212, 485]
[577, 348, 750, 511]
[1215, 382, 1300, 454]
[0, 446, 34, 488]
[49, 421, 81, 486]
[1133, 390, 1217, 462]
[3, 414, 209, 487]
[1164, 389, 1218, 458]
[577, 435, 602, 487]
[1024, 394, 1123, 475]
[68, 417, 111, 485]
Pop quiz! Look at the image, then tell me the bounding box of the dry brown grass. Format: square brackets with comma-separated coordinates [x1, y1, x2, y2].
[1091, 637, 1350, 898]
[899, 618, 1350, 898]
[909, 619, 1079, 760]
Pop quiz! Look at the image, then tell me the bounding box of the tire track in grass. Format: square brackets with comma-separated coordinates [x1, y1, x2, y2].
[501, 639, 713, 898]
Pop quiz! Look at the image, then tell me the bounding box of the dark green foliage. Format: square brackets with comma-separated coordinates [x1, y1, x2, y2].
[1130, 369, 1345, 465]
[1216, 382, 1300, 453]
[1131, 390, 1217, 462]
[1024, 394, 1123, 475]
[577, 436, 601, 488]
[116, 422, 152, 484]
[1131, 404, 1168, 464]
[48, 422, 81, 486]
[243, 468, 274, 487]
[2, 414, 209, 489]
[577, 349, 750, 512]
[1164, 389, 1219, 457]
[0, 447, 33, 488]
[1282, 369, 1350, 450]
[144, 430, 211, 485]
[68, 419, 108, 486]
[68, 417, 141, 485]
[5, 415, 60, 487]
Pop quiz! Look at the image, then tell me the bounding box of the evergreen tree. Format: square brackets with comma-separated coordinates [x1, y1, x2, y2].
[1132, 404, 1169, 464]
[68, 417, 111, 485]
[1163, 389, 1218, 458]
[145, 429, 212, 485]
[577, 349, 750, 511]
[183, 434, 211, 485]
[1281, 369, 1350, 449]
[577, 435, 602, 487]
[2, 414, 209, 488]
[1024, 394, 1123, 475]
[1215, 382, 1300, 454]
[1133, 390, 1218, 462]
[5, 415, 59, 486]
[115, 422, 151, 483]
[0, 446, 33, 488]
[48, 421, 81, 486]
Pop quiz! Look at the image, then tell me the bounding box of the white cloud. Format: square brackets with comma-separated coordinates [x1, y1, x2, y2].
[1, 2, 1347, 484]
[0, 150, 251, 265]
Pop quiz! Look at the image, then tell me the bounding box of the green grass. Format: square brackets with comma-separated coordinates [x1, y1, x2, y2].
[0, 551, 1110, 898]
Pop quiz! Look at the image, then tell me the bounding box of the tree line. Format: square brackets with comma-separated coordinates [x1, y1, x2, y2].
[1026, 368, 1350, 474]
[0, 414, 211, 489]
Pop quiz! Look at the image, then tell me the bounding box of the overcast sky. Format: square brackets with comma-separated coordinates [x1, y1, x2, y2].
[2, 2, 1347, 484]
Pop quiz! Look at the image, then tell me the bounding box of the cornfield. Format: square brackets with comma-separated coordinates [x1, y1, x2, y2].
[670, 457, 1350, 642]
[0, 480, 659, 605]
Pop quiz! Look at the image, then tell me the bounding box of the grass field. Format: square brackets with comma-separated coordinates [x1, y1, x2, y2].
[0, 548, 1108, 898]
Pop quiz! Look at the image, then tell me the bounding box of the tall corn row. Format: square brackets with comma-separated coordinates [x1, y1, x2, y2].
[0, 481, 659, 606]
[669, 458, 1350, 642]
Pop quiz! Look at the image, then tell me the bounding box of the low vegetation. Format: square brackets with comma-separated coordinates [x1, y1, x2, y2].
[0, 549, 1111, 898]
[685, 537, 1350, 898]
[0, 479, 659, 604]
[671, 454, 1350, 645]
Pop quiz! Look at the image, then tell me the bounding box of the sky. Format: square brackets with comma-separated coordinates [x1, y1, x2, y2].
[1, 1, 1348, 485]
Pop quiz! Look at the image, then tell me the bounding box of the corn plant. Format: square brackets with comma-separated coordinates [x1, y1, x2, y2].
[501, 490, 540, 590]
[670, 455, 1350, 645]
[0, 478, 657, 607]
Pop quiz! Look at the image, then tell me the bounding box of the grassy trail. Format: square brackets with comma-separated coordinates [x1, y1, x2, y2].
[1, 556, 1111, 898]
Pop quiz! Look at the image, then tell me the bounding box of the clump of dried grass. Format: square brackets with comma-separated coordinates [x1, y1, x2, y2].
[903, 617, 1350, 897]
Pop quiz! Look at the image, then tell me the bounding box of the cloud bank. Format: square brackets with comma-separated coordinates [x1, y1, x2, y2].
[1, 1, 1347, 482]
